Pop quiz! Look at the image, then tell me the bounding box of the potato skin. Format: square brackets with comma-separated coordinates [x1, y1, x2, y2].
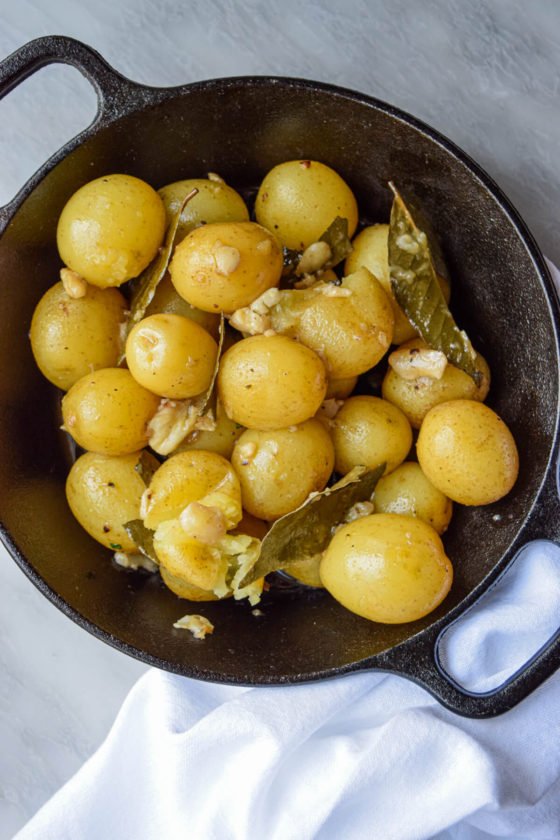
[30, 281, 126, 391]
[217, 334, 327, 430]
[417, 400, 519, 506]
[66, 450, 158, 551]
[143, 450, 242, 530]
[274, 268, 394, 379]
[169, 221, 282, 313]
[57, 174, 166, 287]
[374, 461, 452, 535]
[158, 178, 249, 242]
[320, 513, 453, 623]
[62, 368, 159, 456]
[125, 313, 218, 399]
[332, 395, 412, 475]
[255, 160, 358, 250]
[381, 339, 491, 429]
[145, 273, 220, 339]
[231, 419, 335, 520]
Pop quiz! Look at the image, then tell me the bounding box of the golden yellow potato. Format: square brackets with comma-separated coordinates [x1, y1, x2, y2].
[217, 334, 327, 430]
[320, 513, 453, 623]
[231, 419, 335, 520]
[326, 376, 358, 400]
[142, 450, 242, 530]
[57, 174, 166, 287]
[417, 400, 519, 506]
[332, 396, 412, 475]
[288, 556, 324, 588]
[125, 313, 218, 399]
[344, 225, 451, 344]
[154, 519, 224, 590]
[233, 511, 269, 540]
[159, 178, 249, 241]
[169, 221, 282, 313]
[255, 160, 358, 250]
[272, 268, 394, 378]
[160, 566, 223, 601]
[29, 281, 126, 390]
[374, 461, 452, 535]
[176, 398, 244, 459]
[382, 339, 491, 429]
[145, 273, 220, 339]
[62, 368, 159, 456]
[66, 450, 158, 551]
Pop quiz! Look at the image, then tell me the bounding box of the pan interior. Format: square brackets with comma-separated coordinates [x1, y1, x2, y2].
[0, 79, 557, 682]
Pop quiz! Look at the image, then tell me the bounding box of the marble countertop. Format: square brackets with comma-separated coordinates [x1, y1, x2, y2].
[1, 1, 560, 835]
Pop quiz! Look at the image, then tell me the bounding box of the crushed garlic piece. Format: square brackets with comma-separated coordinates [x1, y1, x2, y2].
[113, 551, 158, 573]
[319, 398, 344, 420]
[60, 268, 87, 299]
[229, 287, 282, 335]
[173, 614, 214, 639]
[180, 502, 228, 545]
[389, 345, 448, 381]
[344, 500, 374, 523]
[296, 241, 332, 276]
[214, 245, 240, 276]
[207, 172, 225, 183]
[148, 397, 206, 455]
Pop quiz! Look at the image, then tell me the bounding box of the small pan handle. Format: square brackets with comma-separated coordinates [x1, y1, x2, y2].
[376, 451, 560, 718]
[0, 36, 144, 226]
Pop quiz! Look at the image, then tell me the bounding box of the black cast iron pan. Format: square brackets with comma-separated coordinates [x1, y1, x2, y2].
[1, 36, 559, 718]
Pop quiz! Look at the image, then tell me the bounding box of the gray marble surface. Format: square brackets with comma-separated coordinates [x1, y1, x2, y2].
[1, 0, 560, 836]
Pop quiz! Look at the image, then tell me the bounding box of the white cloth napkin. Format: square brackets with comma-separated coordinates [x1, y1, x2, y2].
[15, 264, 560, 840]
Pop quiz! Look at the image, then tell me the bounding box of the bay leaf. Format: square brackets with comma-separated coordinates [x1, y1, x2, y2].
[119, 188, 198, 356]
[134, 450, 159, 486]
[320, 216, 353, 270]
[388, 182, 482, 385]
[123, 519, 158, 563]
[239, 464, 384, 587]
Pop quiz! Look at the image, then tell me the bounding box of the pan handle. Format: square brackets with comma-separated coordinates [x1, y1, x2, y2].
[0, 36, 144, 226]
[374, 451, 560, 718]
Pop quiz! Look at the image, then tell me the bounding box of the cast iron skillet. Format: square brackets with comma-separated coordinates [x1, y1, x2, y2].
[1, 36, 559, 718]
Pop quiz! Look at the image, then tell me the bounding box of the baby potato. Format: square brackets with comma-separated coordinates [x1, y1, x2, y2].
[233, 510, 270, 540]
[145, 273, 220, 339]
[125, 313, 218, 399]
[217, 334, 327, 430]
[158, 178, 249, 242]
[62, 368, 159, 456]
[255, 160, 358, 250]
[57, 174, 166, 287]
[374, 461, 452, 535]
[382, 339, 491, 429]
[320, 513, 453, 623]
[66, 450, 158, 551]
[344, 225, 451, 345]
[417, 400, 519, 506]
[287, 556, 324, 588]
[142, 450, 242, 530]
[332, 395, 412, 475]
[160, 566, 223, 601]
[273, 268, 394, 379]
[30, 281, 126, 390]
[177, 398, 245, 460]
[169, 221, 282, 313]
[326, 376, 358, 400]
[231, 419, 335, 520]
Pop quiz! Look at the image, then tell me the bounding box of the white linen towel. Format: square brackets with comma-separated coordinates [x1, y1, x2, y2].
[14, 265, 560, 840]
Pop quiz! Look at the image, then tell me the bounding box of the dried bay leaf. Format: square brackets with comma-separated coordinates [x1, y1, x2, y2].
[119, 188, 198, 356]
[281, 216, 352, 282]
[134, 450, 159, 485]
[239, 464, 385, 587]
[124, 519, 158, 563]
[388, 182, 482, 386]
